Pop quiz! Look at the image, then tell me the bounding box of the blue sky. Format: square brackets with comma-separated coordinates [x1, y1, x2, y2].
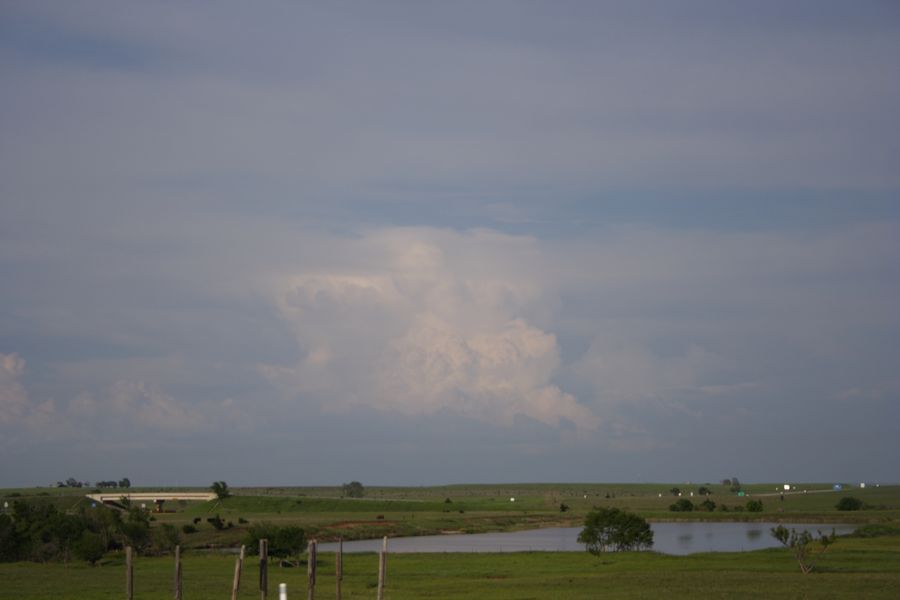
[1, 1, 899, 487]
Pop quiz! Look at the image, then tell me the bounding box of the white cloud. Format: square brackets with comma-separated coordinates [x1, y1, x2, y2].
[262, 228, 598, 430]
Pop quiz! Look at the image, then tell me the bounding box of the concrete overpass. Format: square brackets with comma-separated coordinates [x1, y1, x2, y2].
[86, 491, 217, 511]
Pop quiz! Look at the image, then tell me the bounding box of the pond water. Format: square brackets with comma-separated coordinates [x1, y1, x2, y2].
[317, 523, 855, 556]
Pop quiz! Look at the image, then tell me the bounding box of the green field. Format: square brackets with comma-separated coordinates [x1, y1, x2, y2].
[2, 536, 899, 599]
[2, 482, 899, 598]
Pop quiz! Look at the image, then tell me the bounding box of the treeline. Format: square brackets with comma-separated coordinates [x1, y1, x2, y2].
[0, 500, 176, 565]
[55, 477, 131, 489]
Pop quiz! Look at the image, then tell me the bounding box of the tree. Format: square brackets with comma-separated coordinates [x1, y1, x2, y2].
[669, 487, 681, 496]
[118, 477, 131, 489]
[577, 508, 653, 554]
[697, 486, 712, 496]
[342, 481, 365, 498]
[729, 477, 742, 493]
[771, 525, 836, 574]
[836, 496, 863, 511]
[211, 481, 231, 499]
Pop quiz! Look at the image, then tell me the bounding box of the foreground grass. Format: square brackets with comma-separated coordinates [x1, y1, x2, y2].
[2, 533, 899, 599]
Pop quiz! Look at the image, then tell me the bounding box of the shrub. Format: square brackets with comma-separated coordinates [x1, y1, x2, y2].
[836, 496, 863, 511]
[181, 524, 197, 534]
[700, 499, 716, 512]
[207, 514, 225, 530]
[771, 525, 836, 574]
[669, 499, 694, 512]
[244, 523, 306, 559]
[73, 531, 105, 566]
[746, 499, 764, 512]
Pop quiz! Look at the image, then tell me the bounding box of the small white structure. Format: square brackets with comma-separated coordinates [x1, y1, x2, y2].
[860, 483, 866, 489]
[510, 497, 515, 502]
[783, 484, 791, 491]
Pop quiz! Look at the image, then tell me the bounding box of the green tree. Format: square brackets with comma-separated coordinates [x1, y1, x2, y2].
[700, 498, 716, 512]
[342, 481, 365, 498]
[577, 508, 653, 554]
[211, 481, 231, 499]
[746, 499, 764, 512]
[771, 525, 836, 574]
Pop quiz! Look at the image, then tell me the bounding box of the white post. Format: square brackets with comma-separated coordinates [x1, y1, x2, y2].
[279, 582, 288, 600]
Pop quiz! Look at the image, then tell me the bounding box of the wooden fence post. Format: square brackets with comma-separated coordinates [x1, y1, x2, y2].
[174, 545, 182, 600]
[307, 539, 317, 600]
[231, 544, 245, 600]
[126, 546, 133, 600]
[376, 537, 387, 600]
[335, 538, 343, 600]
[260, 538, 268, 600]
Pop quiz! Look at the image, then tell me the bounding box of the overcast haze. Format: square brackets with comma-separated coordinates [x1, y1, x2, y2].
[2, 1, 899, 487]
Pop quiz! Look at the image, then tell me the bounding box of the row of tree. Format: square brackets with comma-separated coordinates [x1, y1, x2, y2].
[55, 477, 131, 489]
[0, 500, 176, 565]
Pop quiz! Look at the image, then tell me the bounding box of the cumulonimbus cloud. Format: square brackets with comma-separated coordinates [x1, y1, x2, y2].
[261, 228, 599, 431]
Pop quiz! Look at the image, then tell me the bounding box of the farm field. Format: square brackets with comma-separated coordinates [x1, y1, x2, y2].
[2, 482, 898, 598]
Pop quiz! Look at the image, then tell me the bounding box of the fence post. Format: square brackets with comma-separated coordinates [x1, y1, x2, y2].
[307, 539, 317, 600]
[126, 546, 133, 600]
[232, 544, 245, 600]
[260, 538, 269, 600]
[376, 537, 387, 600]
[335, 538, 343, 600]
[174, 545, 182, 600]
[279, 582, 288, 600]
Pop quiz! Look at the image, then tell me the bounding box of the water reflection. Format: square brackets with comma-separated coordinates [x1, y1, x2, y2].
[746, 528, 763, 541]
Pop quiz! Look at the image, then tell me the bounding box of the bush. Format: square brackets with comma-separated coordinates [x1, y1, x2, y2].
[577, 507, 653, 553]
[244, 523, 306, 559]
[771, 525, 836, 574]
[73, 531, 105, 566]
[207, 514, 225, 530]
[700, 499, 716, 512]
[669, 499, 694, 512]
[181, 524, 197, 534]
[746, 499, 764, 512]
[836, 496, 863, 511]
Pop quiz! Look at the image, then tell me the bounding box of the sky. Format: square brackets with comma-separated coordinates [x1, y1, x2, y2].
[1, 1, 899, 487]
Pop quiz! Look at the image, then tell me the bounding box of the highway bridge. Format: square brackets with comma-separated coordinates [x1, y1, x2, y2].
[85, 491, 217, 511]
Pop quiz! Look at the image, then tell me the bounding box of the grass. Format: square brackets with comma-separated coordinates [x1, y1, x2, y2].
[2, 534, 899, 599]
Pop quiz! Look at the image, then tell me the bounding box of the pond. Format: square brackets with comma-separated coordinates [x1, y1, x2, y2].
[317, 522, 856, 556]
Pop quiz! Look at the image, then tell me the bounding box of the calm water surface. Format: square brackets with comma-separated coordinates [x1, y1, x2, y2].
[317, 523, 855, 555]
